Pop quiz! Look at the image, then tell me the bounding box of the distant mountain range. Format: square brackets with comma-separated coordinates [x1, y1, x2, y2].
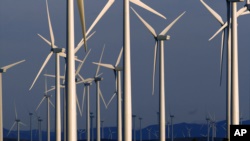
[3, 120, 250, 141]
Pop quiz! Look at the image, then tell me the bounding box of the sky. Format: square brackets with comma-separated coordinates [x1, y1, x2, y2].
[0, 0, 250, 132]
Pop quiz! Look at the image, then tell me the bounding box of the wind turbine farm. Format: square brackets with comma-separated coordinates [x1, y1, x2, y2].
[1, 0, 250, 141]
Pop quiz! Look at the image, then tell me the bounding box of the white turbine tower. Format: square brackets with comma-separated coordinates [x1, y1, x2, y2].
[78, 45, 107, 141]
[131, 7, 185, 141]
[66, 0, 114, 140]
[0, 59, 25, 141]
[200, 1, 249, 140]
[93, 47, 123, 141]
[7, 102, 26, 141]
[35, 76, 55, 141]
[121, 1, 166, 140]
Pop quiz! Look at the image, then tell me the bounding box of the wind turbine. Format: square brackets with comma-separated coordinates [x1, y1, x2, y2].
[77, 45, 106, 141]
[108, 128, 115, 140]
[146, 128, 152, 140]
[186, 126, 192, 138]
[28, 112, 33, 141]
[7, 102, 26, 141]
[132, 115, 137, 141]
[37, 117, 43, 141]
[138, 117, 142, 141]
[93, 47, 123, 141]
[121, 1, 166, 140]
[0, 59, 25, 141]
[66, 0, 115, 140]
[28, 1, 65, 140]
[205, 116, 210, 141]
[170, 114, 174, 141]
[90, 112, 94, 141]
[35, 76, 55, 141]
[78, 129, 86, 140]
[131, 7, 185, 141]
[200, 1, 249, 140]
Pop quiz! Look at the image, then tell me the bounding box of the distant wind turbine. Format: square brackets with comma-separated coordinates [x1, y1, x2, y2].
[138, 117, 143, 141]
[35, 76, 55, 141]
[29, 112, 33, 141]
[200, 1, 249, 140]
[93, 47, 123, 141]
[146, 128, 152, 140]
[131, 7, 185, 141]
[78, 45, 107, 141]
[7, 102, 27, 141]
[0, 59, 25, 141]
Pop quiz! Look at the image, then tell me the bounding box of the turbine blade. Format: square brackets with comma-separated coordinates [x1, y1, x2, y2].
[131, 7, 157, 37]
[86, 0, 115, 36]
[7, 122, 16, 136]
[219, 30, 225, 86]
[236, 6, 247, 17]
[36, 97, 46, 111]
[76, 93, 82, 117]
[77, 0, 88, 52]
[45, 0, 55, 47]
[130, 0, 166, 19]
[95, 45, 105, 77]
[115, 47, 123, 67]
[49, 98, 55, 108]
[46, 86, 55, 93]
[1, 60, 25, 71]
[106, 92, 116, 108]
[240, 10, 250, 16]
[75, 31, 96, 54]
[81, 86, 86, 114]
[19, 122, 27, 126]
[152, 41, 158, 95]
[76, 49, 91, 75]
[93, 62, 115, 70]
[200, 0, 224, 25]
[99, 86, 107, 108]
[29, 52, 53, 90]
[78, 74, 85, 81]
[209, 22, 228, 41]
[96, 73, 103, 78]
[159, 11, 186, 35]
[37, 34, 52, 47]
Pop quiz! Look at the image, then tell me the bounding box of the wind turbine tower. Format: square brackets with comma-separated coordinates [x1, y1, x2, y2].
[29, 112, 33, 141]
[90, 112, 94, 141]
[170, 114, 174, 141]
[131, 8, 185, 141]
[139, 117, 142, 141]
[38, 117, 43, 141]
[229, 0, 244, 126]
[206, 116, 210, 141]
[0, 60, 25, 141]
[132, 115, 136, 141]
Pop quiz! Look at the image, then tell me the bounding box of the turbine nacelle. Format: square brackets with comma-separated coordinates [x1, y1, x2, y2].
[115, 67, 123, 71]
[246, 1, 250, 10]
[15, 119, 21, 122]
[51, 48, 65, 53]
[94, 77, 103, 82]
[156, 35, 170, 41]
[84, 83, 92, 86]
[0, 69, 6, 73]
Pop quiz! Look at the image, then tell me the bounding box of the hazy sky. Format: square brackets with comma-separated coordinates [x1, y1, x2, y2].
[0, 0, 250, 132]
